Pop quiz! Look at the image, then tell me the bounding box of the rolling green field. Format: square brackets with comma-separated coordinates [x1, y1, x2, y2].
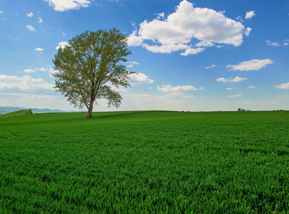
[0, 111, 289, 213]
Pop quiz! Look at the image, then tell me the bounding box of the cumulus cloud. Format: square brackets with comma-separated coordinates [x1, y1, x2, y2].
[35, 47, 44, 51]
[127, 0, 247, 55]
[248, 86, 255, 89]
[226, 59, 273, 71]
[56, 41, 69, 49]
[0, 74, 54, 94]
[23, 69, 36, 73]
[26, 12, 33, 17]
[129, 73, 154, 85]
[155, 12, 165, 19]
[229, 94, 241, 98]
[158, 85, 204, 92]
[126, 61, 139, 68]
[244, 27, 252, 37]
[245, 11, 255, 19]
[266, 40, 280, 47]
[44, 0, 91, 12]
[38, 67, 49, 71]
[274, 82, 289, 89]
[26, 25, 36, 32]
[180, 47, 205, 56]
[38, 17, 43, 23]
[216, 76, 247, 82]
[205, 64, 216, 69]
[226, 88, 233, 90]
[127, 30, 144, 46]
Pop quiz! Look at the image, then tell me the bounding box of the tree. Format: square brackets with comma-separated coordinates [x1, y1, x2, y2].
[52, 28, 134, 118]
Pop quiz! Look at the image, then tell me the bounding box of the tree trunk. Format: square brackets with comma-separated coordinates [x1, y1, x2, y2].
[86, 102, 94, 118]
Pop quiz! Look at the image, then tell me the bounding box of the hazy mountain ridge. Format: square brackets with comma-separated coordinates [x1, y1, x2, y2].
[0, 106, 63, 114]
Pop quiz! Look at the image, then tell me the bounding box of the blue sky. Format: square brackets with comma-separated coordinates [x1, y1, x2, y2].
[0, 0, 288, 111]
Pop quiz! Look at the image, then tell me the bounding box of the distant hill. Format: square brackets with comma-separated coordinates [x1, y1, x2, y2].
[0, 109, 33, 118]
[0, 106, 63, 115]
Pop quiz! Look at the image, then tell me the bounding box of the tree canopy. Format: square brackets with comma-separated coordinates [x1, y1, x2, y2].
[53, 28, 134, 118]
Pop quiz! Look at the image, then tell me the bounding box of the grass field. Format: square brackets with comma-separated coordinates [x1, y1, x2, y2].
[0, 111, 289, 213]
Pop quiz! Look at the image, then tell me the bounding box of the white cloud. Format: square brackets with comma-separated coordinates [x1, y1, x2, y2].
[129, 73, 154, 85]
[142, 43, 189, 54]
[266, 40, 280, 47]
[158, 85, 204, 92]
[226, 59, 273, 71]
[23, 69, 36, 73]
[274, 82, 289, 89]
[26, 12, 33, 17]
[245, 11, 255, 19]
[245, 27, 252, 37]
[126, 61, 139, 68]
[248, 86, 255, 89]
[195, 41, 214, 47]
[165, 92, 197, 99]
[226, 88, 233, 90]
[126, 61, 139, 65]
[26, 25, 36, 32]
[236, 16, 244, 22]
[0, 74, 54, 94]
[277, 96, 288, 99]
[63, 33, 66, 36]
[229, 94, 241, 98]
[127, 0, 247, 55]
[216, 76, 247, 82]
[165, 92, 183, 97]
[38, 67, 49, 71]
[56, 41, 69, 49]
[38, 17, 43, 23]
[180, 47, 205, 56]
[0, 11, 6, 20]
[155, 12, 165, 19]
[149, 87, 152, 89]
[205, 64, 216, 69]
[44, 0, 91, 12]
[127, 30, 144, 46]
[183, 95, 197, 98]
[284, 43, 289, 46]
[35, 47, 44, 51]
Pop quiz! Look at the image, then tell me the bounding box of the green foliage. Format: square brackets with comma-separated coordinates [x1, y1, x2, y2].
[53, 28, 134, 117]
[0, 109, 33, 118]
[0, 111, 289, 213]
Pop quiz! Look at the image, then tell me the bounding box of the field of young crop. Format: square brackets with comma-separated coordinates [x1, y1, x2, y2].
[0, 111, 289, 213]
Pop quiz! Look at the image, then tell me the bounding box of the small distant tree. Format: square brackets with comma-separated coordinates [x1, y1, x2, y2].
[53, 28, 134, 118]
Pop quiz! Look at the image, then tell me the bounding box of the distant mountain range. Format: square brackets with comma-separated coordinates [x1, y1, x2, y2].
[0, 106, 63, 114]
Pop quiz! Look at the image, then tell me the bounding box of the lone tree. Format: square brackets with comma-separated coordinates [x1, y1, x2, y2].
[53, 28, 134, 118]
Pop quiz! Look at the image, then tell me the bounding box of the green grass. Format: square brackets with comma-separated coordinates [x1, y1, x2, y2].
[0, 111, 289, 213]
[0, 109, 33, 118]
